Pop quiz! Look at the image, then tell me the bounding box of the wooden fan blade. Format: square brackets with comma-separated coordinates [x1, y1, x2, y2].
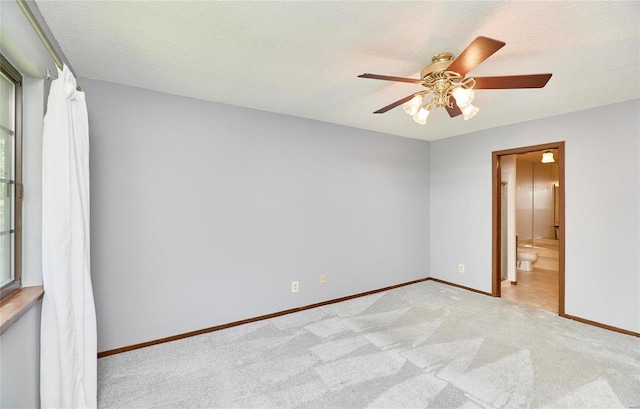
[358, 73, 421, 84]
[373, 94, 417, 114]
[445, 97, 462, 118]
[473, 74, 552, 89]
[446, 36, 506, 77]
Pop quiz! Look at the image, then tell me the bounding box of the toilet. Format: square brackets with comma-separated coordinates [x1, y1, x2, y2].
[517, 251, 538, 271]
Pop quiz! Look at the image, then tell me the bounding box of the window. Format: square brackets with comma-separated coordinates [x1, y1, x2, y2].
[0, 55, 22, 300]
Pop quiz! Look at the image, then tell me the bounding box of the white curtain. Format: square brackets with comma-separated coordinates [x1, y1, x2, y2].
[41, 65, 97, 409]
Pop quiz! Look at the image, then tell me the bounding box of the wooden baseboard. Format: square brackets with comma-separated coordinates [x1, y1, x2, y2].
[98, 277, 639, 358]
[427, 277, 493, 296]
[561, 313, 640, 338]
[98, 277, 430, 358]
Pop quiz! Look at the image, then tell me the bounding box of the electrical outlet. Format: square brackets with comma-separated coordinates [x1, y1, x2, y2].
[291, 280, 299, 293]
[320, 274, 326, 284]
[458, 264, 465, 273]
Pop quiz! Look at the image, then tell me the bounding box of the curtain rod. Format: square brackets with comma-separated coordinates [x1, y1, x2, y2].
[16, 0, 82, 91]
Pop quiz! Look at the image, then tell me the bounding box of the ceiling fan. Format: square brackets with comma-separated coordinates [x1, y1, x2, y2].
[358, 36, 552, 125]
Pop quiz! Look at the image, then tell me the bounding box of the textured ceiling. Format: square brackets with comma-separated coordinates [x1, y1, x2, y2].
[35, 1, 639, 141]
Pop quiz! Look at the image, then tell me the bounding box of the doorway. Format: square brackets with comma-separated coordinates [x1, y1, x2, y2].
[492, 142, 565, 315]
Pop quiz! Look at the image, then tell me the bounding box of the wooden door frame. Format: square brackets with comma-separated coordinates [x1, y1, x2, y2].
[491, 142, 565, 315]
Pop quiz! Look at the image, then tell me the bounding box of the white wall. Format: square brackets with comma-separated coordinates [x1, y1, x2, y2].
[81, 79, 431, 352]
[430, 99, 640, 333]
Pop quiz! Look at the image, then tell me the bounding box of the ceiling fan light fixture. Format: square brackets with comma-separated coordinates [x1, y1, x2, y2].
[451, 87, 475, 108]
[412, 106, 430, 125]
[402, 95, 423, 116]
[541, 151, 555, 163]
[358, 37, 552, 126]
[461, 104, 479, 120]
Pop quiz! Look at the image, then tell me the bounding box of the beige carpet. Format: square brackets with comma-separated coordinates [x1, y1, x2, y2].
[97, 281, 640, 408]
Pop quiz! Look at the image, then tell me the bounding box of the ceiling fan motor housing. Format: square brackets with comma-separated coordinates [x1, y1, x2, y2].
[419, 53, 466, 108]
[420, 53, 455, 80]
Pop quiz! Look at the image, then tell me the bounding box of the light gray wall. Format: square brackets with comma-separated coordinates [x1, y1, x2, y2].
[430, 99, 640, 333]
[1, 2, 57, 407]
[1, 0, 54, 286]
[80, 79, 431, 352]
[21, 76, 47, 287]
[0, 304, 41, 409]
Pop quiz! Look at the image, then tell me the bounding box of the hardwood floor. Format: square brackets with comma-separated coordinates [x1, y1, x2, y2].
[501, 267, 559, 312]
[502, 238, 559, 312]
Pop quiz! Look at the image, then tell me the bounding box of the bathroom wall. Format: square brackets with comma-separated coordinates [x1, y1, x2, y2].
[515, 158, 533, 241]
[515, 153, 558, 241]
[533, 160, 558, 239]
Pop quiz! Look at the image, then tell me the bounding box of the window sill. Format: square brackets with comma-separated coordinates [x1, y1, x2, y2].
[0, 286, 44, 335]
